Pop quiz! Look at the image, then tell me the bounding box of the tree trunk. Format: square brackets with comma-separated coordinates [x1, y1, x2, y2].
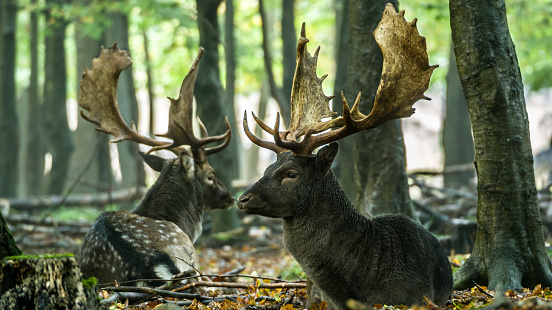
[347, 0, 416, 219]
[450, 0, 552, 290]
[43, 0, 74, 196]
[105, 10, 146, 194]
[442, 43, 474, 188]
[196, 0, 240, 232]
[332, 0, 356, 201]
[1, 213, 21, 259]
[25, 0, 45, 196]
[71, 1, 112, 194]
[281, 0, 296, 103]
[0, 0, 19, 198]
[0, 255, 98, 309]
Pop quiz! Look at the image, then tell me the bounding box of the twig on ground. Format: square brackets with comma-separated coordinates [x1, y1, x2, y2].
[173, 280, 306, 292]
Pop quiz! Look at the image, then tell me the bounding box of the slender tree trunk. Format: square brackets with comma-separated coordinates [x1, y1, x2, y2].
[332, 0, 356, 201]
[71, 0, 111, 194]
[196, 0, 240, 232]
[25, 0, 45, 196]
[142, 29, 155, 138]
[347, 0, 416, 219]
[281, 0, 296, 103]
[105, 10, 145, 193]
[442, 42, 474, 188]
[43, 0, 74, 195]
[450, 0, 552, 290]
[0, 0, 19, 198]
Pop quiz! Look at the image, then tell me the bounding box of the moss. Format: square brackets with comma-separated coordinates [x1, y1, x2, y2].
[82, 277, 98, 289]
[3, 253, 74, 261]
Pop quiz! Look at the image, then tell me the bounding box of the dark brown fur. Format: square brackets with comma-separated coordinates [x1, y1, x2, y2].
[238, 143, 452, 309]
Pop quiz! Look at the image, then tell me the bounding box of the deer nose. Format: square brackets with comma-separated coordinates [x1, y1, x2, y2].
[237, 194, 250, 208]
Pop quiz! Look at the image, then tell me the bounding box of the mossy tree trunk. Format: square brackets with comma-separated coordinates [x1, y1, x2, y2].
[450, 0, 552, 290]
[0, 255, 98, 309]
[347, 0, 416, 219]
[0, 214, 21, 260]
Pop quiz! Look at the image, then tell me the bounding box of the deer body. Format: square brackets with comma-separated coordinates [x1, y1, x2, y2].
[239, 146, 452, 308]
[80, 153, 234, 286]
[77, 46, 235, 286]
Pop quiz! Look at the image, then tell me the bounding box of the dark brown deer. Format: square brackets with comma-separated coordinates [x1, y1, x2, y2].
[238, 5, 452, 309]
[78, 44, 234, 286]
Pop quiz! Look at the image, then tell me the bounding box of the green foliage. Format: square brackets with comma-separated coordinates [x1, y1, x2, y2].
[3, 253, 74, 260]
[82, 276, 98, 289]
[278, 260, 306, 280]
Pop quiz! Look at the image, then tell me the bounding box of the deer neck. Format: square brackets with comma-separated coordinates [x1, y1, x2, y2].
[283, 172, 367, 247]
[132, 167, 205, 242]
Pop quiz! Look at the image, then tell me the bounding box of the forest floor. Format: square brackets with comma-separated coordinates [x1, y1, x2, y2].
[6, 209, 552, 310]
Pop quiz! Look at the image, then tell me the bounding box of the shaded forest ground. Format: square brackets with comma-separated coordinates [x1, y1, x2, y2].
[5, 197, 552, 309]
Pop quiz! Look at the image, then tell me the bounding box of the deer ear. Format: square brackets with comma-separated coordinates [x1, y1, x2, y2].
[139, 151, 165, 172]
[314, 142, 339, 180]
[179, 153, 196, 179]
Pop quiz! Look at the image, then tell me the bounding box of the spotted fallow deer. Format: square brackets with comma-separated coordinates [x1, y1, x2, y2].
[237, 5, 452, 309]
[78, 45, 234, 286]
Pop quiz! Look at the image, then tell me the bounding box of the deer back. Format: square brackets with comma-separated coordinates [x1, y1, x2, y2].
[80, 211, 199, 287]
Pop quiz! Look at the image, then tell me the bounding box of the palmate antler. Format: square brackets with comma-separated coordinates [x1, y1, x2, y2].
[79, 44, 231, 163]
[244, 4, 437, 156]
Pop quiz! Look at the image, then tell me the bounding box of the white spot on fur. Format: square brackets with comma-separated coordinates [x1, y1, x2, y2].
[158, 230, 164, 234]
[154, 264, 174, 280]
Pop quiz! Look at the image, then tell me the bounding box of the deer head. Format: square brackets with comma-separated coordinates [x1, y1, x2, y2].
[79, 44, 234, 211]
[239, 3, 437, 217]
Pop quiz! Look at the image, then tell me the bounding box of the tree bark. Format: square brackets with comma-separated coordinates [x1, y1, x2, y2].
[0, 0, 19, 198]
[25, 0, 45, 196]
[196, 0, 240, 232]
[43, 0, 74, 195]
[0, 255, 98, 309]
[347, 0, 416, 219]
[71, 0, 112, 194]
[442, 42, 475, 188]
[105, 9, 146, 194]
[1, 213, 21, 259]
[450, 0, 552, 290]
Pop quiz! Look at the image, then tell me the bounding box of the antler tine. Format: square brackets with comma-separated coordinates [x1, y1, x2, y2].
[280, 4, 436, 156]
[204, 116, 232, 156]
[152, 47, 232, 160]
[243, 111, 287, 154]
[79, 43, 170, 150]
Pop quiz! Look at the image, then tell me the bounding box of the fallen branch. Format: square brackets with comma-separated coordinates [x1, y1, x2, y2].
[173, 280, 306, 292]
[1, 187, 147, 212]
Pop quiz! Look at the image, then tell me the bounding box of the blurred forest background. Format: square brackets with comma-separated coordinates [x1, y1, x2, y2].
[0, 0, 551, 233]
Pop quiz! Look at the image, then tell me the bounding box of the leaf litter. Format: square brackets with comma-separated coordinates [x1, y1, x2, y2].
[97, 243, 552, 310]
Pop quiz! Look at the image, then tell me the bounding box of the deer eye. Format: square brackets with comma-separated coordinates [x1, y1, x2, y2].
[207, 174, 215, 182]
[286, 171, 298, 178]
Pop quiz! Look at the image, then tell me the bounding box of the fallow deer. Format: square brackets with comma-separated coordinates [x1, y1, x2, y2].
[78, 45, 234, 287]
[238, 5, 453, 308]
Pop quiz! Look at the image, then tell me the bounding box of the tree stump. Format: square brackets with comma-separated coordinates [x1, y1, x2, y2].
[0, 254, 99, 309]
